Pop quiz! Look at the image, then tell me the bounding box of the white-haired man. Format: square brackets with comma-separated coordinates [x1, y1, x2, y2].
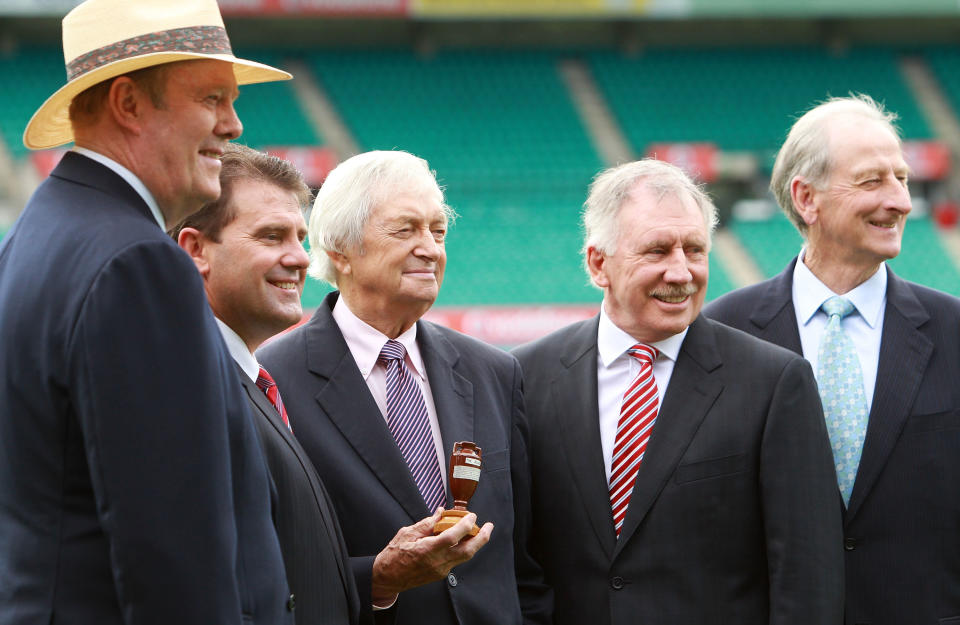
[0, 1, 295, 624]
[512, 159, 843, 624]
[705, 94, 960, 625]
[258, 150, 551, 625]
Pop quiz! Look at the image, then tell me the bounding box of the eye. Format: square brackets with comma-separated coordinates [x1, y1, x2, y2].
[432, 228, 447, 241]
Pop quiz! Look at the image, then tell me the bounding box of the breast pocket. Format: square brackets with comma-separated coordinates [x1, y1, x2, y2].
[902, 410, 960, 435]
[674, 453, 748, 484]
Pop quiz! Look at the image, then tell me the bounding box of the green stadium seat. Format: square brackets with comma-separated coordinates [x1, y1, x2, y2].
[589, 47, 931, 158]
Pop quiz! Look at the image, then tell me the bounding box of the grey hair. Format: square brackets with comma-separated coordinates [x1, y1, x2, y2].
[770, 93, 901, 236]
[308, 150, 452, 286]
[581, 158, 718, 275]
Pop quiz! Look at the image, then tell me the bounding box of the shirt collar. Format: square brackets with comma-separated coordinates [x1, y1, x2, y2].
[215, 317, 260, 382]
[73, 147, 166, 230]
[597, 303, 687, 369]
[793, 248, 887, 328]
[332, 296, 427, 379]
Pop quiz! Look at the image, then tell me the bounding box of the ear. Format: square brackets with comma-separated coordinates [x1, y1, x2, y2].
[586, 246, 610, 289]
[790, 176, 819, 227]
[177, 227, 212, 278]
[327, 249, 350, 277]
[105, 76, 148, 135]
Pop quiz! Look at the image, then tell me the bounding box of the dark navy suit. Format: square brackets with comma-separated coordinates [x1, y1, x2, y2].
[705, 257, 960, 625]
[0, 152, 292, 625]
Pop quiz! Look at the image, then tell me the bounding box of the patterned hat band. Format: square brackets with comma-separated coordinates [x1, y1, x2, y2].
[66, 25, 233, 81]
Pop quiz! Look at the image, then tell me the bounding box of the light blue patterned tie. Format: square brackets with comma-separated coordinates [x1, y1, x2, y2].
[816, 296, 868, 506]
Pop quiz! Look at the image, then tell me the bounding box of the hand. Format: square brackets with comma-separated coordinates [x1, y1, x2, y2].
[370, 507, 494, 606]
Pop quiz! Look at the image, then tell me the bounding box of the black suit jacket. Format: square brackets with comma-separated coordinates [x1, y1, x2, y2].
[512, 314, 844, 625]
[238, 365, 362, 625]
[705, 258, 960, 625]
[0, 153, 291, 625]
[258, 291, 550, 625]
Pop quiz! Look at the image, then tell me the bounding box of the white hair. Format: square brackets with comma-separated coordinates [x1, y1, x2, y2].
[770, 93, 901, 236]
[581, 158, 718, 276]
[308, 150, 452, 286]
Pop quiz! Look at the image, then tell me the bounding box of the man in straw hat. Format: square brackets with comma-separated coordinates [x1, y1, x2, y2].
[0, 1, 297, 624]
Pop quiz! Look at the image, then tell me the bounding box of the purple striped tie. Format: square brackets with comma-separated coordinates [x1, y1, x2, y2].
[378, 340, 445, 512]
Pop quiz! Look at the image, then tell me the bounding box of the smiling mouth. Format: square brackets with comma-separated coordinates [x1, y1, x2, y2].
[655, 294, 689, 304]
[199, 149, 221, 160]
[270, 281, 298, 290]
[868, 220, 898, 229]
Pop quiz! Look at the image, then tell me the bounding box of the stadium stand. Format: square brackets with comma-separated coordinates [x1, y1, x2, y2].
[589, 46, 932, 158]
[232, 50, 323, 149]
[307, 49, 607, 305]
[0, 48, 65, 159]
[0, 42, 956, 310]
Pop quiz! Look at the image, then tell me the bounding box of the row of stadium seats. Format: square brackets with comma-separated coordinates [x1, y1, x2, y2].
[1, 45, 957, 304]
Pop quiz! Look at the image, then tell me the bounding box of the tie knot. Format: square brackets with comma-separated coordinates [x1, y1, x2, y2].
[256, 366, 276, 391]
[822, 296, 855, 320]
[627, 343, 657, 366]
[378, 339, 407, 365]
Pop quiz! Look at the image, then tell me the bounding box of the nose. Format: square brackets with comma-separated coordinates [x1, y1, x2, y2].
[282, 241, 311, 271]
[663, 248, 693, 283]
[413, 229, 442, 261]
[216, 100, 243, 140]
[887, 177, 912, 216]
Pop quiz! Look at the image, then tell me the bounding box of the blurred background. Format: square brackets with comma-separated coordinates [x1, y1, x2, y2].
[1, 0, 959, 346]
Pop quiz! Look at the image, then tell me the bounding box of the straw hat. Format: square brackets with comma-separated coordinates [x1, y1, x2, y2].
[23, 0, 292, 150]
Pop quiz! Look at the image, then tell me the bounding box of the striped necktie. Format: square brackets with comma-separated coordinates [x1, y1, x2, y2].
[256, 365, 292, 432]
[378, 339, 446, 512]
[609, 343, 659, 537]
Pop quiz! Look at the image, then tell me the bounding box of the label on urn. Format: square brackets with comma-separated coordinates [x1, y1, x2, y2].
[452, 465, 481, 482]
[465, 457, 481, 467]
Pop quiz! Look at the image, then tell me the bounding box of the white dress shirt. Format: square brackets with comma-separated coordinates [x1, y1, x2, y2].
[596, 304, 687, 484]
[792, 250, 887, 415]
[332, 297, 448, 489]
[73, 147, 166, 231]
[216, 318, 259, 382]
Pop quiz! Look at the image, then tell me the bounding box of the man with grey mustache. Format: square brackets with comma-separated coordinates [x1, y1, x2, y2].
[512, 159, 843, 625]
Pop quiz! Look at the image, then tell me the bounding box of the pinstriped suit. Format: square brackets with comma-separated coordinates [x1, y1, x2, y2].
[704, 257, 960, 625]
[238, 366, 363, 625]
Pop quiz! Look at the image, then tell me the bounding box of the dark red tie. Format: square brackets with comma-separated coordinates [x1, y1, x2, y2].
[256, 366, 291, 432]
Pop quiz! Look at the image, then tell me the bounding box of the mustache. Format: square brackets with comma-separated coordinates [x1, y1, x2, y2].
[649, 284, 699, 299]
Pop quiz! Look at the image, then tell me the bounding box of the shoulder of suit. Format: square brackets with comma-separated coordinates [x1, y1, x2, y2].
[702, 315, 803, 366]
[511, 317, 594, 364]
[702, 277, 776, 321]
[420, 319, 517, 366]
[897, 276, 960, 311]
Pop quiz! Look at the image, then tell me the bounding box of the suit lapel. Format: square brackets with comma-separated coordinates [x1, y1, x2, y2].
[552, 317, 619, 558]
[747, 258, 803, 355]
[613, 316, 723, 557]
[845, 270, 932, 521]
[238, 366, 353, 595]
[417, 322, 472, 490]
[307, 296, 434, 521]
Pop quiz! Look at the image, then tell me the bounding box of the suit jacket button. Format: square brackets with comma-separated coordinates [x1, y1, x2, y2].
[447, 573, 458, 587]
[286, 594, 296, 611]
[610, 576, 624, 590]
[843, 538, 857, 551]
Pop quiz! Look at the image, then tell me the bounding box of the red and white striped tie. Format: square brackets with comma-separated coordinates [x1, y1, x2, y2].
[378, 339, 446, 512]
[609, 343, 659, 537]
[257, 365, 292, 432]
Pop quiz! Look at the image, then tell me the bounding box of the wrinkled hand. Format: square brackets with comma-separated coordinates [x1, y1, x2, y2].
[371, 508, 493, 606]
